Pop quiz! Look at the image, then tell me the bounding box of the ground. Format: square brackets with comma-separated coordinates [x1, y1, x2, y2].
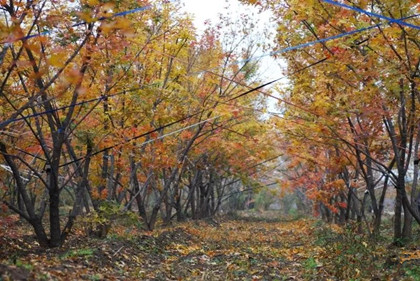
[1, 212, 420, 280]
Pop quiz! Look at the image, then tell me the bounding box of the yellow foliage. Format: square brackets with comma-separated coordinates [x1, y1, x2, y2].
[48, 54, 65, 68]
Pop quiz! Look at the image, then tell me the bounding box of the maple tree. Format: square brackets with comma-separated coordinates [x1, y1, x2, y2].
[0, 0, 276, 247]
[244, 0, 420, 243]
[2, 2, 420, 279]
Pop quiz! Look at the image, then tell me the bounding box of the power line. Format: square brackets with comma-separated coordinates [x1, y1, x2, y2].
[0, 85, 152, 128]
[2, 10, 417, 127]
[227, 77, 283, 101]
[220, 154, 284, 190]
[0, 49, 324, 127]
[58, 77, 284, 167]
[1, 1, 175, 44]
[322, 0, 420, 31]
[231, 13, 419, 67]
[4, 54, 327, 169]
[60, 110, 201, 167]
[134, 115, 220, 148]
[5, 1, 413, 162]
[1, 59, 328, 172]
[3, 1, 416, 187]
[59, 55, 326, 167]
[0, 96, 104, 128]
[228, 57, 328, 102]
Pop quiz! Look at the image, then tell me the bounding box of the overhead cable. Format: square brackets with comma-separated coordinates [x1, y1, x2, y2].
[322, 0, 420, 30]
[1, 0, 175, 44]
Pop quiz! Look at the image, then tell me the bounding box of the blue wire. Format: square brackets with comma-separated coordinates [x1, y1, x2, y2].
[1, 2, 417, 127]
[71, 6, 152, 28]
[2, 13, 417, 127]
[232, 13, 419, 66]
[233, 24, 378, 66]
[322, 0, 420, 30]
[1, 1, 175, 44]
[112, 6, 151, 18]
[23, 30, 51, 40]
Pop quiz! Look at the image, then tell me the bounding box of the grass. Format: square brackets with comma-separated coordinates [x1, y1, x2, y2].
[60, 248, 94, 260]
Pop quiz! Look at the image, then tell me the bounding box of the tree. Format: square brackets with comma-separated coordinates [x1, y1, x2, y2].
[1, 0, 279, 246]
[246, 0, 419, 242]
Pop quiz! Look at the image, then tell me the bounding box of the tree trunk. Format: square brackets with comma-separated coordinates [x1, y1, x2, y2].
[403, 131, 420, 238]
[373, 175, 389, 236]
[394, 177, 404, 244]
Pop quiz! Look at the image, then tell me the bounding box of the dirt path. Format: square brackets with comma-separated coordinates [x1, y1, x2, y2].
[0, 218, 314, 280]
[150, 219, 313, 280]
[1, 216, 419, 280]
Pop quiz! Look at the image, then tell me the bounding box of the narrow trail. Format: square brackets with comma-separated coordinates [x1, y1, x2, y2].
[0, 217, 315, 280]
[149, 219, 314, 280]
[1, 216, 419, 280]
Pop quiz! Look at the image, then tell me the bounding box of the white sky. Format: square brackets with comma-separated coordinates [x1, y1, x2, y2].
[179, 0, 285, 112]
[181, 0, 231, 33]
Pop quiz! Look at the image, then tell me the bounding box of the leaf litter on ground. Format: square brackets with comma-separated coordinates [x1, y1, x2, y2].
[1, 213, 420, 280]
